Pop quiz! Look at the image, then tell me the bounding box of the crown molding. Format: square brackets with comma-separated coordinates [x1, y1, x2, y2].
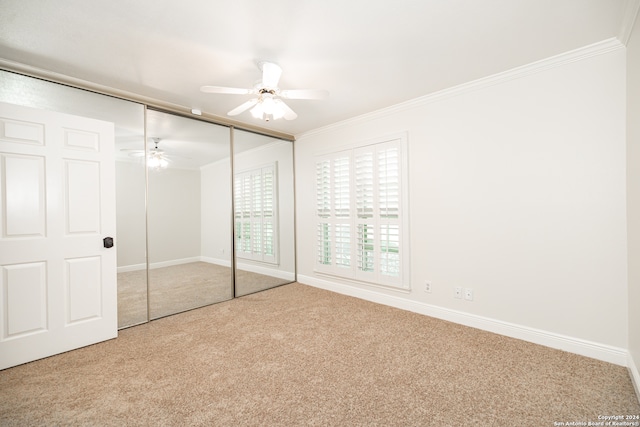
[297, 38, 625, 140]
[619, 0, 640, 45]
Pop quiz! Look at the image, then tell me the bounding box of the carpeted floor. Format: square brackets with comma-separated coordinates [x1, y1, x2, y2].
[1, 283, 638, 426]
[117, 262, 290, 328]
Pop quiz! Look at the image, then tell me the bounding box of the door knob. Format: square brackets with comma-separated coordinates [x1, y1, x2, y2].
[103, 237, 114, 248]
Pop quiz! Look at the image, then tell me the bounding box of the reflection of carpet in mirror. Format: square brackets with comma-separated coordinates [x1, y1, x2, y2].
[117, 262, 291, 328]
[235, 267, 292, 297]
[117, 269, 148, 329]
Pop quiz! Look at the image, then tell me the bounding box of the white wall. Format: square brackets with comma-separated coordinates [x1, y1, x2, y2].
[626, 9, 640, 394]
[115, 161, 147, 268]
[148, 167, 201, 265]
[295, 43, 628, 362]
[200, 159, 232, 265]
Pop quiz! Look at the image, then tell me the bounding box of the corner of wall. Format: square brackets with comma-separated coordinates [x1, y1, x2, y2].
[626, 0, 640, 404]
[629, 353, 640, 403]
[619, 0, 640, 45]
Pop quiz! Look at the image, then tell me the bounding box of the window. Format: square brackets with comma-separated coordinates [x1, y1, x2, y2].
[315, 136, 408, 289]
[235, 163, 277, 264]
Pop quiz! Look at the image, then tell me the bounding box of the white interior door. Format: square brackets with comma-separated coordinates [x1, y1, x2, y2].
[0, 102, 117, 370]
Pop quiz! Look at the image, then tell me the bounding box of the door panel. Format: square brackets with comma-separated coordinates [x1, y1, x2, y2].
[1, 118, 44, 145]
[65, 160, 101, 234]
[0, 101, 117, 370]
[3, 154, 46, 237]
[3, 262, 47, 338]
[66, 256, 102, 323]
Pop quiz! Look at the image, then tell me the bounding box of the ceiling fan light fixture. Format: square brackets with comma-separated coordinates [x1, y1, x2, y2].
[250, 102, 264, 119]
[261, 96, 276, 113]
[203, 60, 325, 121]
[249, 95, 287, 121]
[147, 137, 169, 170]
[271, 106, 285, 120]
[147, 153, 168, 170]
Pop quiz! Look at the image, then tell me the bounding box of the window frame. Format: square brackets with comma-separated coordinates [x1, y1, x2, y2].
[234, 161, 279, 265]
[314, 133, 410, 291]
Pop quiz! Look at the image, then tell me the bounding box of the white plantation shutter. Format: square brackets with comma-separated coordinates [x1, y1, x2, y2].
[377, 146, 400, 281]
[316, 160, 331, 218]
[380, 223, 400, 278]
[235, 163, 278, 264]
[355, 152, 374, 219]
[251, 172, 262, 255]
[334, 156, 351, 269]
[262, 167, 275, 258]
[335, 223, 351, 269]
[354, 148, 375, 282]
[234, 174, 252, 254]
[357, 223, 375, 273]
[378, 147, 399, 219]
[317, 222, 331, 265]
[334, 156, 350, 218]
[315, 137, 407, 289]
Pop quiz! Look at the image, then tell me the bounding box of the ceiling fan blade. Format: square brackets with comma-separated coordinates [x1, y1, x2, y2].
[279, 89, 329, 100]
[228, 98, 259, 116]
[275, 99, 298, 120]
[260, 62, 282, 88]
[200, 86, 252, 95]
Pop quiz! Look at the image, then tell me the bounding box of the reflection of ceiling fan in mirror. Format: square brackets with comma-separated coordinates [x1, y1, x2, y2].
[200, 61, 329, 122]
[120, 137, 171, 170]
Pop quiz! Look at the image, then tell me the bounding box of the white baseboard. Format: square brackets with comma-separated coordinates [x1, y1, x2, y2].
[199, 256, 231, 268]
[118, 257, 202, 273]
[298, 274, 628, 367]
[237, 262, 296, 282]
[149, 257, 200, 270]
[117, 263, 146, 273]
[122, 256, 294, 282]
[118, 257, 231, 273]
[629, 352, 640, 404]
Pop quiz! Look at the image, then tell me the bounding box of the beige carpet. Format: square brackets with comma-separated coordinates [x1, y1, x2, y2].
[118, 262, 291, 328]
[117, 269, 148, 328]
[1, 283, 638, 426]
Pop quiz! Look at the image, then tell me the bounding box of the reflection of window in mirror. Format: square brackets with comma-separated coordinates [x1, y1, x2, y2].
[234, 162, 278, 265]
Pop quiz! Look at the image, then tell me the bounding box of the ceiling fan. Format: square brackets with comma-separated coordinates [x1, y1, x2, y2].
[120, 137, 170, 169]
[200, 61, 328, 121]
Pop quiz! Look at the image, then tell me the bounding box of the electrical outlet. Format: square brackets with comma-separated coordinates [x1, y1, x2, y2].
[425, 281, 432, 293]
[454, 287, 462, 299]
[464, 288, 474, 301]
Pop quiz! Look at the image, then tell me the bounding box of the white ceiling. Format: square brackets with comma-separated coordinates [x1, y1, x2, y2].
[0, 0, 633, 137]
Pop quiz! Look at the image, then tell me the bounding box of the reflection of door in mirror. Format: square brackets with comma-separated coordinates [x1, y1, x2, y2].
[233, 129, 296, 297]
[146, 110, 233, 319]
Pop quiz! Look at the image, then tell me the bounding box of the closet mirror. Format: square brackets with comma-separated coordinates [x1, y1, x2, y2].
[146, 109, 233, 319]
[115, 133, 147, 328]
[233, 129, 296, 296]
[0, 70, 148, 330]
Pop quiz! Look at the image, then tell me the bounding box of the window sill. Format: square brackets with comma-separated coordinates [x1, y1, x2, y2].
[313, 269, 411, 294]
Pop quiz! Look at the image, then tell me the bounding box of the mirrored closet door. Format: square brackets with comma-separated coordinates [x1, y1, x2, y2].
[115, 132, 147, 328]
[146, 109, 233, 319]
[233, 129, 296, 296]
[0, 70, 148, 330]
[0, 70, 295, 330]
